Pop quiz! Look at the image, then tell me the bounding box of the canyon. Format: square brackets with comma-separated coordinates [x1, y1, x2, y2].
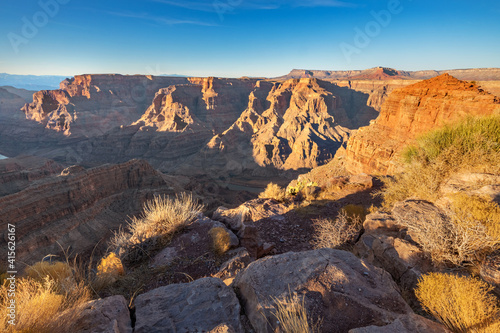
[1, 68, 500, 267]
[1, 68, 500, 332]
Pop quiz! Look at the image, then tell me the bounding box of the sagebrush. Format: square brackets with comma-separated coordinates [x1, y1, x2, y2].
[312, 211, 362, 249]
[416, 273, 500, 332]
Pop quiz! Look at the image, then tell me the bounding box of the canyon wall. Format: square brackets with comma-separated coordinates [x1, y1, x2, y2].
[338, 74, 500, 175]
[0, 159, 183, 266]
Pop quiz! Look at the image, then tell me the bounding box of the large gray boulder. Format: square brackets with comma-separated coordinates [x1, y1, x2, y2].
[233, 248, 417, 333]
[72, 295, 132, 333]
[134, 277, 243, 333]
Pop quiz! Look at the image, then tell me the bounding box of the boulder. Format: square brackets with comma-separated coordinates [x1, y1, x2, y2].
[214, 248, 253, 285]
[134, 277, 243, 333]
[349, 314, 449, 332]
[151, 216, 239, 268]
[233, 248, 414, 333]
[72, 295, 132, 333]
[441, 172, 500, 204]
[354, 211, 435, 309]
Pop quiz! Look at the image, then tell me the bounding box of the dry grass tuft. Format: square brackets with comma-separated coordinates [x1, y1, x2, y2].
[449, 193, 500, 241]
[110, 192, 203, 261]
[209, 227, 231, 255]
[380, 115, 500, 210]
[312, 212, 362, 249]
[272, 293, 318, 333]
[0, 261, 91, 332]
[259, 183, 288, 202]
[415, 273, 500, 332]
[25, 261, 73, 293]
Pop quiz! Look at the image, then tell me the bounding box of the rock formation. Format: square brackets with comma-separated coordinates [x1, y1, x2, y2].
[194, 78, 377, 172]
[233, 248, 446, 333]
[338, 74, 500, 175]
[0, 159, 184, 266]
[281, 67, 500, 81]
[0, 155, 64, 196]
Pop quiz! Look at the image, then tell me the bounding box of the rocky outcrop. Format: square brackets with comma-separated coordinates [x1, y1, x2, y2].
[353, 211, 435, 309]
[0, 155, 64, 196]
[339, 74, 500, 175]
[200, 78, 377, 171]
[0, 159, 183, 266]
[134, 77, 259, 134]
[233, 248, 443, 333]
[22, 74, 191, 137]
[70, 296, 132, 333]
[134, 277, 243, 333]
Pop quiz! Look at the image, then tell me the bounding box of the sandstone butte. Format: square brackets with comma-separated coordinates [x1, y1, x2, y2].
[15, 74, 378, 173]
[337, 73, 500, 175]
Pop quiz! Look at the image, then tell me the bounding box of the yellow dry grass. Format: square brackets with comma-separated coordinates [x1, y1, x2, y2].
[416, 273, 500, 333]
[209, 227, 232, 255]
[259, 182, 288, 202]
[110, 192, 204, 260]
[272, 293, 318, 333]
[380, 115, 500, 210]
[0, 261, 90, 333]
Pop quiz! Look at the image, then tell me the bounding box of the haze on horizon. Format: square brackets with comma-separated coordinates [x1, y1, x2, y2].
[0, 0, 499, 78]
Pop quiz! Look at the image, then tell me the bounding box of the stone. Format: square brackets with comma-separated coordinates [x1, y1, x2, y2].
[233, 248, 414, 333]
[134, 277, 243, 333]
[441, 172, 500, 204]
[349, 314, 449, 333]
[71, 295, 132, 333]
[214, 248, 253, 285]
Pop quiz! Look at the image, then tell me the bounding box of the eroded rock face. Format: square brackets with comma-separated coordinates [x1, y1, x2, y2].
[22, 74, 191, 137]
[338, 74, 500, 175]
[233, 248, 415, 333]
[0, 159, 182, 266]
[202, 78, 378, 171]
[0, 155, 64, 196]
[134, 277, 243, 333]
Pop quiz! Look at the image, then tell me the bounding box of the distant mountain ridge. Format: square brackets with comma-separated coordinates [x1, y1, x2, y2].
[278, 67, 500, 81]
[0, 73, 69, 90]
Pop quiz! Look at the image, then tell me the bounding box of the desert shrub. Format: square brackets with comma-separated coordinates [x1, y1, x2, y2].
[209, 227, 231, 255]
[312, 212, 362, 249]
[340, 204, 367, 223]
[396, 206, 499, 266]
[380, 115, 500, 209]
[93, 253, 125, 290]
[110, 192, 204, 260]
[449, 193, 500, 241]
[272, 293, 318, 333]
[288, 181, 319, 197]
[415, 273, 500, 332]
[259, 183, 288, 202]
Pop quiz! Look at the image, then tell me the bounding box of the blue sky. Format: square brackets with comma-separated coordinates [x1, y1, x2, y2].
[0, 0, 499, 77]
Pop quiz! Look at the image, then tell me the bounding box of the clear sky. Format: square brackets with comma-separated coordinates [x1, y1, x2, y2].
[1, 0, 499, 77]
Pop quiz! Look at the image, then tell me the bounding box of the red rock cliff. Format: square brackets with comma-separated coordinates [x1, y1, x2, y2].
[339, 74, 500, 175]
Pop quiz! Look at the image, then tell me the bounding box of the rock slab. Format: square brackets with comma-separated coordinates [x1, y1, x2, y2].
[134, 277, 243, 333]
